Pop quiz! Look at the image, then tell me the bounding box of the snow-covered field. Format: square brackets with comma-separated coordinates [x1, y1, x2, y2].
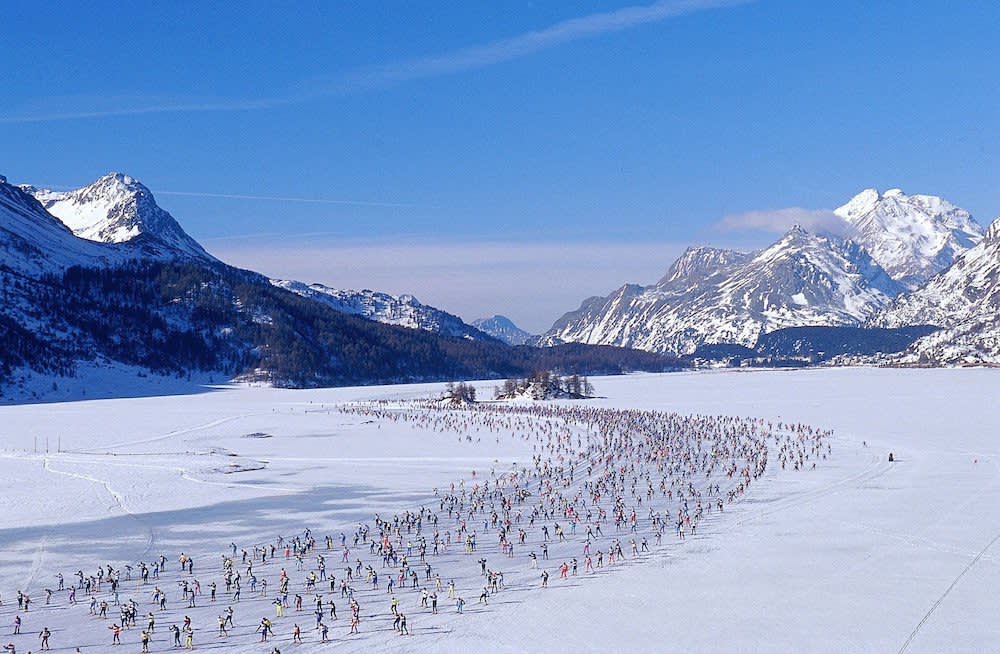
[0, 368, 997, 653]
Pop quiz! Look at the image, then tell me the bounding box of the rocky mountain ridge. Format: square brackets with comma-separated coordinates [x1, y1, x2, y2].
[23, 173, 214, 261]
[541, 188, 997, 364]
[542, 226, 902, 355]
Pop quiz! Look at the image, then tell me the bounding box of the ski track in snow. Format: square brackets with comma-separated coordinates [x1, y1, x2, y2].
[72, 412, 267, 454]
[23, 532, 49, 597]
[893, 453, 1000, 652]
[734, 451, 890, 529]
[42, 456, 133, 515]
[41, 456, 158, 568]
[53, 451, 302, 494]
[898, 531, 1000, 653]
[841, 520, 1000, 568]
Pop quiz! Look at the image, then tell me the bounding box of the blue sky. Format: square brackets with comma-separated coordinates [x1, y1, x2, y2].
[3, 1, 999, 331]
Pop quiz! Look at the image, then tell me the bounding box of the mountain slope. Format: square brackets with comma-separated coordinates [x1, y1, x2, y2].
[834, 188, 982, 288]
[472, 315, 537, 346]
[271, 280, 496, 342]
[23, 173, 213, 260]
[655, 246, 755, 287]
[872, 218, 1000, 364]
[541, 228, 902, 355]
[0, 176, 128, 277]
[2, 173, 680, 399]
[1, 176, 151, 384]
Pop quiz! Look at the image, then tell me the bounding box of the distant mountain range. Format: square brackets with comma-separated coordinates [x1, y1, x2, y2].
[540, 227, 904, 354]
[472, 315, 538, 346]
[540, 188, 1000, 365]
[272, 281, 496, 343]
[0, 173, 678, 402]
[4, 173, 999, 404]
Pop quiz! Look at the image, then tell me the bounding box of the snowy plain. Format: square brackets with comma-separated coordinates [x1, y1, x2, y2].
[0, 368, 997, 653]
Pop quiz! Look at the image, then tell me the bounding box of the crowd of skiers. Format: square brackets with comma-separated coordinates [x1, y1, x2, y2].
[0, 400, 831, 652]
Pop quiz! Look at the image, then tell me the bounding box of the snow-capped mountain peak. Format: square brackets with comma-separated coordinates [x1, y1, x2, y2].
[23, 173, 213, 260]
[0, 176, 130, 276]
[835, 187, 881, 219]
[541, 226, 901, 355]
[834, 188, 982, 288]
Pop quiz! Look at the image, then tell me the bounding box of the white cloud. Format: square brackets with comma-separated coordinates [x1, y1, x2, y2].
[717, 207, 856, 237]
[1, 0, 747, 124]
[209, 239, 691, 334]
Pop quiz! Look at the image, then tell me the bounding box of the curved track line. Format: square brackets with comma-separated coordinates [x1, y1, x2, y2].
[51, 452, 301, 494]
[41, 457, 157, 559]
[71, 412, 265, 453]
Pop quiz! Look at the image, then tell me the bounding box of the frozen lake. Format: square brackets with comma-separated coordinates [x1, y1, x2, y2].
[0, 367, 996, 653]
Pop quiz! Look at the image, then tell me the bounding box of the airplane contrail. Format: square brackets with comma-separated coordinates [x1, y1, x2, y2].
[1, 0, 749, 124]
[155, 190, 417, 209]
